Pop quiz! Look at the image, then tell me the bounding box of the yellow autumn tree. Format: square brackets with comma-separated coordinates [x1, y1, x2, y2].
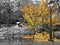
[23, 0, 58, 32]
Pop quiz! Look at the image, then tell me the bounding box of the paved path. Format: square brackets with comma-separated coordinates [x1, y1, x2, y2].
[0, 40, 60, 45]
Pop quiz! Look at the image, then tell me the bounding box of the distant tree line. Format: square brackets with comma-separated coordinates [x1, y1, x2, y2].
[0, 2, 24, 26]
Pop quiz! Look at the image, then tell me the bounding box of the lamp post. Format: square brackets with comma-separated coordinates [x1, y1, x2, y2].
[48, 1, 55, 42]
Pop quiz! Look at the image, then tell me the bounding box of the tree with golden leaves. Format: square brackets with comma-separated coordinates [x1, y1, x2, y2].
[23, 0, 58, 32]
